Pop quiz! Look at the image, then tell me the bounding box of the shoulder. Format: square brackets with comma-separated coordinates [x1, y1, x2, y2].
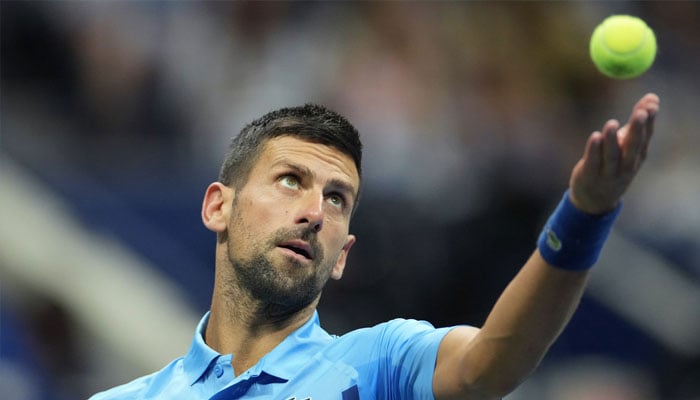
[329, 319, 458, 400]
[323, 318, 453, 362]
[342, 318, 449, 344]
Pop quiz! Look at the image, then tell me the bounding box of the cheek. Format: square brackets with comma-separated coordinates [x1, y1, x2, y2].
[324, 229, 350, 259]
[236, 193, 274, 223]
[246, 189, 288, 219]
[227, 201, 260, 248]
[228, 195, 284, 247]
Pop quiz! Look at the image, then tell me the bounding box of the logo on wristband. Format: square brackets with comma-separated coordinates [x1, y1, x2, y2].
[545, 227, 562, 251]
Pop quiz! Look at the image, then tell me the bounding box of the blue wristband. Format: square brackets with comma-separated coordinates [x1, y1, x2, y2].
[537, 190, 622, 270]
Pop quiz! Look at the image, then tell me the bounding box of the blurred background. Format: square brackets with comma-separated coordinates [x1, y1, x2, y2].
[1, 1, 699, 399]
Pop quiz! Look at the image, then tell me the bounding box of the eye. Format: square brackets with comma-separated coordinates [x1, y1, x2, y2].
[326, 193, 346, 209]
[279, 175, 300, 189]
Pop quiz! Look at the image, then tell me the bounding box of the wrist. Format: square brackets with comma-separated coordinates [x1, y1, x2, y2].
[568, 190, 620, 215]
[537, 190, 621, 270]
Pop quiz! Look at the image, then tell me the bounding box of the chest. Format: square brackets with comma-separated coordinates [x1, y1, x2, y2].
[204, 352, 374, 399]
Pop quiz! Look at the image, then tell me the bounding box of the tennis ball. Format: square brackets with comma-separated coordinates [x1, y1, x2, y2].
[590, 15, 657, 79]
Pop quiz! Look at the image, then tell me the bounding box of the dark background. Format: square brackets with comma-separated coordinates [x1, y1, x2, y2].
[2, 1, 699, 399]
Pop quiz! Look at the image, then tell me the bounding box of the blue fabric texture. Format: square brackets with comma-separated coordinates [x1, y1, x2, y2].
[90, 311, 454, 400]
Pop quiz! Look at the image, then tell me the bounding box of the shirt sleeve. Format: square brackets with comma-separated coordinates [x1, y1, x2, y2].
[379, 319, 455, 400]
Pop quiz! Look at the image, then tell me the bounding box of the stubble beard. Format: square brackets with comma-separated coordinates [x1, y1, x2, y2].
[226, 226, 329, 320]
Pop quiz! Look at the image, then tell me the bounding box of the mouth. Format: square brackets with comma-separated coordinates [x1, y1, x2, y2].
[278, 240, 314, 261]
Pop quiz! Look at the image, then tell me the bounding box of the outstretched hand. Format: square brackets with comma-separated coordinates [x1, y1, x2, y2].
[569, 93, 660, 215]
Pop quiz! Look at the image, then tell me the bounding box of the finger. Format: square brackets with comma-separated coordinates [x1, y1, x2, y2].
[601, 119, 621, 176]
[628, 93, 659, 130]
[621, 109, 648, 172]
[634, 93, 660, 117]
[640, 95, 659, 159]
[632, 93, 659, 139]
[640, 93, 660, 110]
[582, 131, 604, 174]
[640, 111, 655, 159]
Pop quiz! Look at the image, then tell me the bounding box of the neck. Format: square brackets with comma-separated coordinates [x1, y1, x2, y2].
[205, 272, 319, 376]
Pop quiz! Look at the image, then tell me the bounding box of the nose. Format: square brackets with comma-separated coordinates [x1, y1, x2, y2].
[297, 192, 324, 233]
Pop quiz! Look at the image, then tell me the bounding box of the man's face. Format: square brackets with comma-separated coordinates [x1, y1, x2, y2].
[223, 135, 359, 313]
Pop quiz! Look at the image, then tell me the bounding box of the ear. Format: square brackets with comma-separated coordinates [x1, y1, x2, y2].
[330, 234, 356, 280]
[201, 182, 233, 233]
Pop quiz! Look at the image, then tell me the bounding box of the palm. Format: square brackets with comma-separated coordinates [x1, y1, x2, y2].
[569, 94, 659, 215]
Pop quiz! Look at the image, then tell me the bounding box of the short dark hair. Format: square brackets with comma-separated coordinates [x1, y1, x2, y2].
[219, 103, 363, 199]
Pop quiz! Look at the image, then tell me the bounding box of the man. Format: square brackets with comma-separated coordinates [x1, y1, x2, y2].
[91, 93, 660, 399]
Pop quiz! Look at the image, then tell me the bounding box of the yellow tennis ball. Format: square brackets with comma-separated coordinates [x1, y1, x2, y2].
[590, 15, 657, 79]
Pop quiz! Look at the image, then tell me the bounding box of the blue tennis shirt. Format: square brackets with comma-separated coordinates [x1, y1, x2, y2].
[90, 312, 454, 399]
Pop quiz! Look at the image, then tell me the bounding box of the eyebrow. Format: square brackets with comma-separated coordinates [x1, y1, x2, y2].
[274, 161, 358, 204]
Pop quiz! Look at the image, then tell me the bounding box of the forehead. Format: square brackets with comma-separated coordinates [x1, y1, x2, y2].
[255, 136, 360, 188]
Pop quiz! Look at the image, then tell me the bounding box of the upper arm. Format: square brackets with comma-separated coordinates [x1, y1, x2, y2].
[433, 325, 501, 400]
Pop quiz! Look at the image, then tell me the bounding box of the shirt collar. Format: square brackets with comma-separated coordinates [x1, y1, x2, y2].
[183, 311, 333, 386]
[184, 311, 220, 386]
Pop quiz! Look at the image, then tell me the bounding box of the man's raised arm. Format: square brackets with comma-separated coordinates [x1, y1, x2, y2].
[432, 93, 660, 400]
